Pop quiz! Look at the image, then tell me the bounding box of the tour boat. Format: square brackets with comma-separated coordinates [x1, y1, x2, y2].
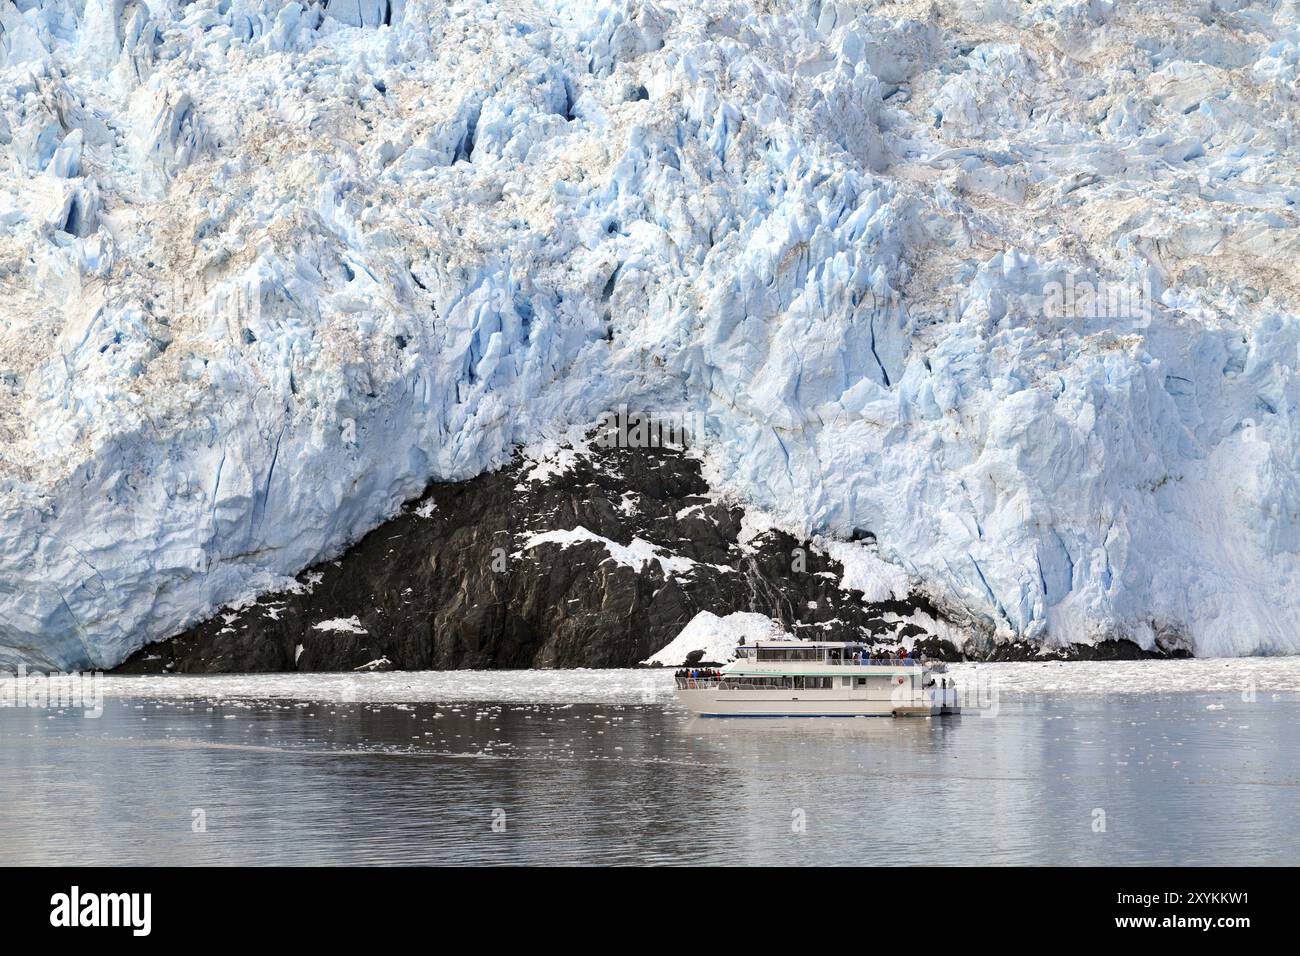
[673, 641, 961, 718]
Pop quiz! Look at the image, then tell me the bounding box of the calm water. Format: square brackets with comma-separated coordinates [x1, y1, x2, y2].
[1, 688, 1297, 865]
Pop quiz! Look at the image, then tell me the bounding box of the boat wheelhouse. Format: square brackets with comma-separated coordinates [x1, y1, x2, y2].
[673, 640, 960, 718]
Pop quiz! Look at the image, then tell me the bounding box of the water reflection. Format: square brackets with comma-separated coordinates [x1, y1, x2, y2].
[0, 693, 1296, 865]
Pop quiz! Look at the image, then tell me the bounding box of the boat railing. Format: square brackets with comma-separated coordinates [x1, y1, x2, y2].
[677, 677, 804, 691]
[731, 648, 929, 666]
[729, 655, 924, 666]
[824, 657, 922, 667]
[675, 660, 925, 689]
[674, 675, 925, 691]
[674, 677, 723, 689]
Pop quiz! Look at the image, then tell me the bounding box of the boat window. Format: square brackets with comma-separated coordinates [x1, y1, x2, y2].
[792, 676, 832, 690]
[718, 676, 834, 690]
[756, 647, 825, 662]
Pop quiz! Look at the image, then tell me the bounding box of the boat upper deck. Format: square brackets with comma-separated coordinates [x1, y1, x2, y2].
[732, 641, 933, 669]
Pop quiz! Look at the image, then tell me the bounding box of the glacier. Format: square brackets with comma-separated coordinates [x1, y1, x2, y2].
[1, 0, 1299, 668]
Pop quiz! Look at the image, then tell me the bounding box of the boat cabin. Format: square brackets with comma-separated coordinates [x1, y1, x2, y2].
[733, 641, 923, 665]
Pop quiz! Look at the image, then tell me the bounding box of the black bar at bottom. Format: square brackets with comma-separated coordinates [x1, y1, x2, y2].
[0, 866, 1278, 942]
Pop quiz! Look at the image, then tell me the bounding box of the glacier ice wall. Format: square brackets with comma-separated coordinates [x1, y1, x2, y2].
[1, 0, 1299, 667]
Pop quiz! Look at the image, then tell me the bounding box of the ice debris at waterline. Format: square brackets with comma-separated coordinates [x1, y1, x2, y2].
[2, 1, 1299, 668]
[84, 657, 1300, 705]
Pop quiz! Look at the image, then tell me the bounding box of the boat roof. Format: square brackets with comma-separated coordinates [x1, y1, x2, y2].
[739, 640, 880, 648]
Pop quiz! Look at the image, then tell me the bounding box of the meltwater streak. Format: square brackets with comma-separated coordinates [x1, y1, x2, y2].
[1, 683, 1297, 865]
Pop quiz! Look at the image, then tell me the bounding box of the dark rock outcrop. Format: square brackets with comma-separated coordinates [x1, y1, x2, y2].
[116, 428, 960, 673]
[115, 425, 1181, 673]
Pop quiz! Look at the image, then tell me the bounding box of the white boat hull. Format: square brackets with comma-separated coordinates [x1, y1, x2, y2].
[671, 640, 961, 718]
[675, 687, 961, 718]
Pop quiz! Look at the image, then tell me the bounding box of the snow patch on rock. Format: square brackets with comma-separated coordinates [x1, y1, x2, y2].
[815, 536, 912, 604]
[311, 616, 367, 635]
[518, 527, 695, 577]
[642, 610, 790, 666]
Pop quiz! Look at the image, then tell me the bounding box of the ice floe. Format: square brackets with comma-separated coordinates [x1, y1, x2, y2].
[90, 656, 1300, 705]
